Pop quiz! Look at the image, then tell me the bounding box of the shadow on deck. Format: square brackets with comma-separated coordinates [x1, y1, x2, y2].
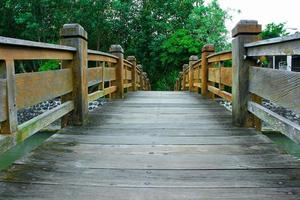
[0, 91, 300, 199]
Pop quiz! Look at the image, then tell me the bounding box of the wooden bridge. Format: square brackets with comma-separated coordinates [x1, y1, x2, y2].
[0, 20, 300, 199]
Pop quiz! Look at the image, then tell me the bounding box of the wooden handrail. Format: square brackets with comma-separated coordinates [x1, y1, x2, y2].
[175, 19, 300, 145]
[0, 23, 151, 154]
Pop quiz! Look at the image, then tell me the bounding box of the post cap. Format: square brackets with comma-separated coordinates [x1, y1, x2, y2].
[189, 55, 199, 61]
[127, 56, 136, 61]
[60, 24, 88, 40]
[109, 45, 124, 54]
[179, 72, 183, 75]
[202, 44, 215, 53]
[232, 20, 262, 37]
[143, 72, 147, 76]
[137, 64, 142, 70]
[183, 64, 189, 70]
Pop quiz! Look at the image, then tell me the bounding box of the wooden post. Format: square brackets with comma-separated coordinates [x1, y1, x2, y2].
[0, 60, 18, 134]
[179, 72, 183, 91]
[232, 20, 262, 127]
[182, 64, 188, 91]
[127, 56, 137, 91]
[189, 55, 199, 92]
[201, 44, 215, 97]
[109, 45, 124, 98]
[143, 72, 147, 90]
[60, 24, 88, 126]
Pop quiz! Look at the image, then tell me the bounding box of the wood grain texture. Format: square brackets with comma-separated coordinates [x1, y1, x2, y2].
[248, 101, 300, 144]
[87, 67, 102, 86]
[0, 79, 7, 122]
[104, 67, 116, 81]
[17, 101, 74, 143]
[15, 69, 73, 110]
[208, 86, 232, 102]
[207, 51, 232, 63]
[249, 67, 300, 114]
[1, 91, 300, 199]
[88, 50, 118, 63]
[0, 36, 76, 51]
[0, 46, 74, 60]
[220, 67, 232, 86]
[208, 68, 220, 83]
[245, 33, 300, 56]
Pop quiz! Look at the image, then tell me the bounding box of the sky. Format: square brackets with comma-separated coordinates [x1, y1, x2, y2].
[210, 0, 300, 34]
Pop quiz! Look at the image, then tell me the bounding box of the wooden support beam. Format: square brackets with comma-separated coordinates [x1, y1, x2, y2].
[127, 56, 137, 91]
[60, 23, 88, 126]
[182, 64, 188, 91]
[110, 45, 124, 98]
[189, 55, 198, 92]
[0, 60, 18, 134]
[231, 20, 261, 127]
[201, 44, 215, 97]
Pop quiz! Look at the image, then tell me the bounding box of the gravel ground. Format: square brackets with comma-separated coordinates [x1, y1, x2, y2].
[17, 98, 107, 125]
[218, 99, 300, 125]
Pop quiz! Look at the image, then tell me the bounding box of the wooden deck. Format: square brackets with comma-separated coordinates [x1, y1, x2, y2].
[0, 91, 300, 199]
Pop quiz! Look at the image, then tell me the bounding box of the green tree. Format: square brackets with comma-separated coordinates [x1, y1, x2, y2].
[260, 22, 288, 39]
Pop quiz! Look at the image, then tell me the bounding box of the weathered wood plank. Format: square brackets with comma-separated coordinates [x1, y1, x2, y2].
[220, 67, 232, 86]
[87, 67, 102, 87]
[88, 50, 118, 63]
[0, 46, 74, 60]
[0, 36, 76, 51]
[208, 85, 232, 102]
[0, 79, 7, 122]
[15, 69, 73, 110]
[249, 67, 300, 114]
[16, 101, 74, 143]
[207, 51, 232, 63]
[245, 33, 300, 56]
[50, 134, 271, 145]
[248, 101, 300, 144]
[208, 68, 220, 83]
[0, 183, 300, 200]
[104, 67, 116, 81]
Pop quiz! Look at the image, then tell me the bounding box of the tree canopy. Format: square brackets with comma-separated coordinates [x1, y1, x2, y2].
[0, 0, 229, 90]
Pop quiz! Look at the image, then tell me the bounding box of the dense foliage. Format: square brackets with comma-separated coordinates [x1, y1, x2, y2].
[0, 0, 229, 90]
[260, 22, 288, 40]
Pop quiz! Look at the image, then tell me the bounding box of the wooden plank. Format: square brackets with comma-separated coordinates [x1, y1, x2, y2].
[104, 68, 116, 81]
[104, 86, 117, 96]
[193, 83, 201, 88]
[208, 86, 232, 102]
[0, 79, 7, 122]
[15, 69, 73, 110]
[51, 134, 270, 145]
[0, 184, 299, 200]
[88, 90, 105, 102]
[245, 33, 300, 56]
[220, 67, 232, 86]
[0, 36, 76, 51]
[208, 68, 220, 83]
[0, 46, 74, 60]
[207, 51, 232, 63]
[16, 101, 74, 143]
[248, 101, 300, 144]
[124, 83, 132, 88]
[88, 54, 118, 63]
[4, 166, 300, 188]
[87, 67, 102, 87]
[126, 69, 132, 80]
[249, 67, 300, 114]
[0, 60, 17, 134]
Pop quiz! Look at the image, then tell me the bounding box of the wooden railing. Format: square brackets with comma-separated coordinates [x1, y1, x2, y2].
[175, 20, 300, 144]
[0, 23, 150, 153]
